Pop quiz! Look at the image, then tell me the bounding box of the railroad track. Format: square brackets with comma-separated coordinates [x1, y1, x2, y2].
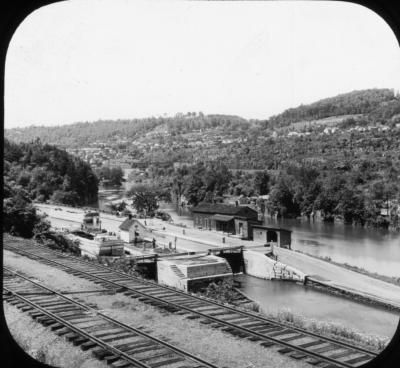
[3, 267, 219, 368]
[5, 239, 379, 368]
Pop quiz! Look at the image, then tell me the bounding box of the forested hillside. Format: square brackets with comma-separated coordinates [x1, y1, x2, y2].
[5, 114, 254, 148]
[4, 139, 99, 206]
[4, 88, 400, 229]
[266, 88, 400, 128]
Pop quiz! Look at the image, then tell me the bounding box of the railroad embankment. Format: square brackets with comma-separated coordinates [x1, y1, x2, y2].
[3, 248, 310, 368]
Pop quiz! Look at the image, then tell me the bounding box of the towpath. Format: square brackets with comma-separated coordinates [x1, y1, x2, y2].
[271, 246, 400, 310]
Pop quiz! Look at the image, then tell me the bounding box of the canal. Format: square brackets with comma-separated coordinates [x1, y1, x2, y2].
[234, 274, 399, 338]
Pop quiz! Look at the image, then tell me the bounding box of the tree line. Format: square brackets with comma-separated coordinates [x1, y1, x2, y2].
[3, 139, 100, 238]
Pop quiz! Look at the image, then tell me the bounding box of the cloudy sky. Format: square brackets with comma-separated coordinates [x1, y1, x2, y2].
[4, 0, 400, 128]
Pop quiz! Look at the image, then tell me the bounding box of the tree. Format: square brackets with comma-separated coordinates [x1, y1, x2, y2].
[267, 176, 299, 218]
[254, 171, 270, 195]
[3, 185, 50, 238]
[127, 185, 159, 216]
[96, 166, 124, 187]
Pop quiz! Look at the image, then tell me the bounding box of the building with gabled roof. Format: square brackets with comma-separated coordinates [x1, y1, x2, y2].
[191, 203, 259, 238]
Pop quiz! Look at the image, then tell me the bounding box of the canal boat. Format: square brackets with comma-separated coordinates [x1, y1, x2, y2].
[66, 230, 124, 258]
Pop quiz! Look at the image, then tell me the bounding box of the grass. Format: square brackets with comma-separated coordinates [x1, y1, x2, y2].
[244, 305, 390, 352]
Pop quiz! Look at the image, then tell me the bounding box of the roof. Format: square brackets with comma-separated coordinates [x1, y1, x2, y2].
[191, 203, 258, 217]
[251, 225, 292, 233]
[211, 214, 235, 222]
[119, 218, 136, 231]
[83, 211, 99, 217]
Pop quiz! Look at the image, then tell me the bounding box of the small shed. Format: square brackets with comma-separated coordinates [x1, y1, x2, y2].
[250, 225, 292, 249]
[119, 218, 141, 243]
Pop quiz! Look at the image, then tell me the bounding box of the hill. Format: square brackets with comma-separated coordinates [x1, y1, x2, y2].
[265, 88, 400, 128]
[4, 139, 99, 206]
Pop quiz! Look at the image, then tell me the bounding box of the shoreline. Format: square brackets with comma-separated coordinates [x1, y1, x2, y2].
[293, 249, 400, 287]
[304, 277, 400, 314]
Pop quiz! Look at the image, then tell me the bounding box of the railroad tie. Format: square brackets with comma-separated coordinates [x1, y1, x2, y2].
[289, 352, 307, 360]
[150, 357, 185, 368]
[50, 323, 65, 331]
[56, 327, 72, 336]
[65, 333, 81, 342]
[343, 354, 372, 365]
[305, 357, 323, 365]
[72, 336, 90, 346]
[260, 341, 275, 347]
[42, 319, 59, 327]
[140, 352, 174, 363]
[298, 340, 326, 349]
[101, 332, 136, 343]
[109, 359, 133, 368]
[80, 341, 98, 351]
[103, 355, 121, 364]
[278, 347, 294, 354]
[92, 348, 114, 360]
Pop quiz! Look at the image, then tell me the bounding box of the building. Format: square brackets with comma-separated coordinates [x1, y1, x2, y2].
[191, 203, 259, 238]
[249, 225, 292, 249]
[119, 217, 147, 243]
[157, 254, 233, 291]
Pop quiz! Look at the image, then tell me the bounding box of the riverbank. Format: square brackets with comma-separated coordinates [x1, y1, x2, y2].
[271, 246, 400, 311]
[294, 249, 400, 287]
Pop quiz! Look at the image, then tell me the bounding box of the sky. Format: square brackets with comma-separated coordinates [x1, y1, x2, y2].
[4, 0, 400, 128]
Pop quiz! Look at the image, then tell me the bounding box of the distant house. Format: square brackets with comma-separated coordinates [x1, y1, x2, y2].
[191, 203, 259, 238]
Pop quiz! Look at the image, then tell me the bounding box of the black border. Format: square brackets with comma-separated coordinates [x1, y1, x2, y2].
[1, 0, 400, 367]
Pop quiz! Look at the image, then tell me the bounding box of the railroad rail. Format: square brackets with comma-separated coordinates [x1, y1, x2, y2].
[3, 267, 219, 368]
[5, 239, 379, 368]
